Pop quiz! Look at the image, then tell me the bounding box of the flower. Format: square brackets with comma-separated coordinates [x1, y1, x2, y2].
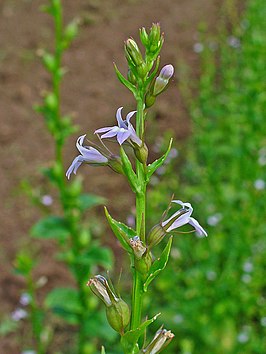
[66, 135, 115, 179]
[153, 64, 174, 96]
[162, 200, 208, 236]
[94, 107, 141, 146]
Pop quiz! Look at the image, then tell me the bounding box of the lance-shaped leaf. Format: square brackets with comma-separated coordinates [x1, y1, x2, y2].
[121, 313, 160, 354]
[143, 236, 173, 292]
[114, 63, 137, 96]
[104, 207, 136, 254]
[31, 216, 70, 241]
[120, 147, 139, 193]
[146, 138, 173, 182]
[101, 346, 106, 354]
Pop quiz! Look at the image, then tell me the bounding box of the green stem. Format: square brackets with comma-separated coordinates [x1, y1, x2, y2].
[130, 95, 146, 332]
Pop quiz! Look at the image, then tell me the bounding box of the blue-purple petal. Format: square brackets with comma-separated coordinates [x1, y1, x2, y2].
[117, 130, 131, 145]
[189, 217, 208, 236]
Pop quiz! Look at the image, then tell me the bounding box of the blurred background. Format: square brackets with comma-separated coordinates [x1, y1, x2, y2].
[0, 0, 265, 353]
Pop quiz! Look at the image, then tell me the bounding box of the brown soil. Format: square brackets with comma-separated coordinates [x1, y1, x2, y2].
[0, 0, 223, 352]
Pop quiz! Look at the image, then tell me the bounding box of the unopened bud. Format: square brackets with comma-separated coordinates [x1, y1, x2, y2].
[134, 143, 148, 165]
[108, 156, 124, 175]
[127, 69, 137, 85]
[145, 92, 156, 108]
[153, 65, 174, 96]
[147, 224, 166, 248]
[125, 39, 144, 67]
[143, 328, 174, 354]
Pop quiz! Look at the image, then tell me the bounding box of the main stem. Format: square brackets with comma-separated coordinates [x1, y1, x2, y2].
[130, 95, 146, 331]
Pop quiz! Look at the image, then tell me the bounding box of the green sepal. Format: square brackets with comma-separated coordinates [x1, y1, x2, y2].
[121, 313, 160, 353]
[143, 236, 173, 292]
[146, 138, 173, 182]
[114, 63, 137, 96]
[104, 207, 136, 253]
[120, 147, 140, 193]
[31, 216, 70, 241]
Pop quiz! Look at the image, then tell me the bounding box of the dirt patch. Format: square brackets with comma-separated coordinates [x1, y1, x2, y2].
[0, 0, 223, 351]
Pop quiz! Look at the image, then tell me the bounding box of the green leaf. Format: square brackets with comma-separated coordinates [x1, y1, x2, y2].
[114, 63, 137, 95]
[31, 216, 69, 240]
[78, 193, 105, 211]
[146, 138, 173, 181]
[104, 207, 135, 253]
[45, 287, 82, 324]
[73, 245, 113, 269]
[101, 346, 106, 354]
[121, 313, 160, 353]
[143, 236, 173, 292]
[120, 147, 139, 193]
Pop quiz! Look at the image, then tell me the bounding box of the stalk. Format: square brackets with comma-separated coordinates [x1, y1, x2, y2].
[130, 95, 146, 331]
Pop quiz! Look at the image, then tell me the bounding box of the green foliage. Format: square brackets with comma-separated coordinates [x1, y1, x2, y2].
[147, 1, 266, 353]
[31, 216, 69, 240]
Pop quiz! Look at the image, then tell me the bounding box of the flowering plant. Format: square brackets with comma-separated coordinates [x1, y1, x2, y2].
[67, 23, 207, 353]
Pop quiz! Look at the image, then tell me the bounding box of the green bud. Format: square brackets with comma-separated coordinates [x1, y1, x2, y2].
[134, 250, 152, 277]
[134, 143, 148, 165]
[139, 27, 149, 46]
[45, 92, 58, 110]
[125, 38, 144, 67]
[147, 224, 166, 248]
[127, 69, 137, 85]
[106, 298, 130, 334]
[108, 156, 124, 175]
[153, 65, 174, 96]
[145, 92, 156, 108]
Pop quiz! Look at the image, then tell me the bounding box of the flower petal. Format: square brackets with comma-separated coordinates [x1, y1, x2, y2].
[66, 156, 83, 179]
[165, 212, 191, 232]
[94, 126, 116, 134]
[188, 217, 208, 236]
[100, 127, 119, 139]
[117, 130, 131, 145]
[116, 107, 125, 128]
[126, 110, 137, 123]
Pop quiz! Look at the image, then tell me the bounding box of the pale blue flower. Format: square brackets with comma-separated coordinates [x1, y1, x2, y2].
[94, 107, 141, 146]
[162, 200, 208, 236]
[66, 135, 108, 179]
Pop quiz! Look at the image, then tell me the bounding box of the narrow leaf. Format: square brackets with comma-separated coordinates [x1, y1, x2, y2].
[101, 346, 106, 354]
[146, 138, 173, 181]
[121, 313, 160, 353]
[114, 63, 137, 95]
[104, 207, 135, 253]
[120, 147, 139, 193]
[144, 236, 173, 292]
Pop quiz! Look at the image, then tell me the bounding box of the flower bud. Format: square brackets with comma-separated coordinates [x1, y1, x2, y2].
[140, 27, 149, 46]
[153, 65, 174, 96]
[127, 69, 137, 85]
[133, 142, 148, 165]
[147, 224, 166, 248]
[125, 39, 144, 67]
[143, 328, 174, 354]
[145, 92, 156, 108]
[108, 155, 124, 175]
[106, 298, 130, 334]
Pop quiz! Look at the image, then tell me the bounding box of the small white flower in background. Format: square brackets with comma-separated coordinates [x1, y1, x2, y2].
[21, 351, 36, 354]
[193, 42, 204, 53]
[227, 36, 241, 49]
[237, 331, 249, 344]
[254, 179, 265, 190]
[41, 194, 53, 206]
[19, 292, 31, 306]
[241, 274, 252, 284]
[207, 213, 222, 226]
[126, 214, 135, 228]
[11, 308, 28, 321]
[173, 314, 184, 324]
[243, 261, 253, 273]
